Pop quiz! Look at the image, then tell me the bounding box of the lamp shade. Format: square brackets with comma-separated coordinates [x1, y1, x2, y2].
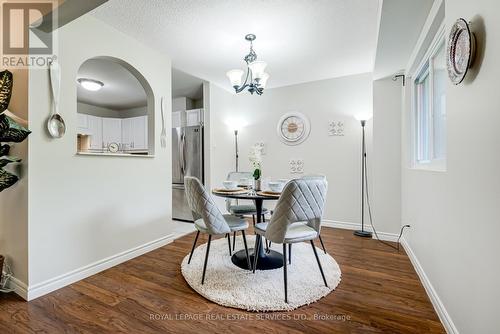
[259, 72, 270, 88]
[226, 69, 244, 87]
[248, 61, 267, 80]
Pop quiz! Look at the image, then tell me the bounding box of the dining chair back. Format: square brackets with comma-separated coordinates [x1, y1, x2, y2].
[184, 176, 231, 235]
[265, 178, 328, 244]
[301, 174, 327, 180]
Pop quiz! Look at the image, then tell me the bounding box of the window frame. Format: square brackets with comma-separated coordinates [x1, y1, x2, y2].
[410, 25, 446, 171]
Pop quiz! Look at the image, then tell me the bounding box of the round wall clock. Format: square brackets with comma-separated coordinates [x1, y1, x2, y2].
[447, 18, 476, 85]
[108, 142, 119, 153]
[277, 112, 310, 145]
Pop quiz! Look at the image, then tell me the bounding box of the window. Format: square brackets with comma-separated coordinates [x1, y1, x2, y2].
[412, 32, 446, 170]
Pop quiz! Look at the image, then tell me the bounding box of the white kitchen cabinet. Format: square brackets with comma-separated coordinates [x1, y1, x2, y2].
[87, 115, 103, 150]
[102, 118, 122, 151]
[122, 116, 148, 151]
[131, 116, 148, 150]
[121, 118, 132, 150]
[77, 114, 91, 134]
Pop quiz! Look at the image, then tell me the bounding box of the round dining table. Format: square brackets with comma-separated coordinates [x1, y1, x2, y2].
[212, 190, 282, 271]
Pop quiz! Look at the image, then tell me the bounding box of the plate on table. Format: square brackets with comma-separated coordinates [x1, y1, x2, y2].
[212, 188, 248, 195]
[258, 191, 281, 198]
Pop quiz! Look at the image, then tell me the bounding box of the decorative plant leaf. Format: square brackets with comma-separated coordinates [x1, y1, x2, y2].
[253, 168, 261, 180]
[0, 144, 10, 156]
[0, 156, 21, 168]
[0, 114, 31, 143]
[0, 71, 13, 113]
[0, 168, 19, 192]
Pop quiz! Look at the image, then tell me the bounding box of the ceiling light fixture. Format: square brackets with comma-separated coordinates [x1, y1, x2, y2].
[226, 34, 269, 95]
[77, 78, 104, 91]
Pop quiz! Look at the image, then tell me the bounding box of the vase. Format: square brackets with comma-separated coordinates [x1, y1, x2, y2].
[254, 179, 261, 191]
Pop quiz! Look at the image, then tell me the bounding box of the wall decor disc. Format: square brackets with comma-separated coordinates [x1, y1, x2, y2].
[447, 18, 476, 85]
[277, 112, 310, 145]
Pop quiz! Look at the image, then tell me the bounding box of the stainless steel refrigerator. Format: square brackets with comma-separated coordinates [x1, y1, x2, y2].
[172, 121, 203, 222]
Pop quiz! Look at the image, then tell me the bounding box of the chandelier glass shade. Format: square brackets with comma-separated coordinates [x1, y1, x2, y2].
[226, 34, 269, 95]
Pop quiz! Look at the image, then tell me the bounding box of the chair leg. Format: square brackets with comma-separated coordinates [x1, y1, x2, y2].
[227, 233, 232, 256]
[310, 240, 328, 287]
[265, 239, 270, 253]
[241, 230, 251, 270]
[252, 215, 255, 226]
[283, 243, 288, 303]
[262, 214, 266, 222]
[187, 231, 200, 264]
[201, 235, 212, 285]
[232, 231, 237, 251]
[252, 235, 261, 273]
[288, 243, 292, 264]
[318, 234, 327, 254]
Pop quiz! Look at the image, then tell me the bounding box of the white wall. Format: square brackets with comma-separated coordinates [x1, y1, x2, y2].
[121, 106, 147, 118]
[209, 74, 375, 225]
[27, 15, 173, 292]
[77, 102, 121, 118]
[172, 97, 193, 112]
[372, 77, 402, 234]
[402, 0, 500, 332]
[78, 103, 147, 119]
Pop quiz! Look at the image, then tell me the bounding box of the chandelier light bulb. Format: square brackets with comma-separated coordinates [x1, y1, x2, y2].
[259, 72, 270, 88]
[248, 61, 267, 81]
[226, 69, 244, 87]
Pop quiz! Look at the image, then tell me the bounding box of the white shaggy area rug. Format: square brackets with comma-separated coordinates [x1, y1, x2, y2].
[181, 235, 341, 311]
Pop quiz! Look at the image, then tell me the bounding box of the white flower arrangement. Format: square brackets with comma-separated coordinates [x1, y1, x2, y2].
[249, 144, 263, 179]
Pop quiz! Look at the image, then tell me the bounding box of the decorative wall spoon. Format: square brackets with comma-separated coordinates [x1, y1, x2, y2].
[160, 96, 167, 148]
[47, 60, 66, 138]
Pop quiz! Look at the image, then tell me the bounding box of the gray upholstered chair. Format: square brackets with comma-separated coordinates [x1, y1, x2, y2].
[265, 175, 328, 255]
[252, 178, 328, 303]
[184, 176, 251, 284]
[226, 171, 268, 250]
[301, 174, 328, 254]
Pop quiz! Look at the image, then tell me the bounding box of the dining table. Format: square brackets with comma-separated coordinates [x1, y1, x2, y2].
[212, 189, 282, 271]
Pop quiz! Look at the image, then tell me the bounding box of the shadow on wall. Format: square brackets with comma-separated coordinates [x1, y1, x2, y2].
[464, 15, 486, 84]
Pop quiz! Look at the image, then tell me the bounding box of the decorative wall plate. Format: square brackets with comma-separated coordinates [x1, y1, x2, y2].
[447, 18, 476, 85]
[277, 112, 310, 145]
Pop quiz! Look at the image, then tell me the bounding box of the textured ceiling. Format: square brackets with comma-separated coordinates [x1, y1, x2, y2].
[91, 0, 381, 90]
[77, 58, 147, 110]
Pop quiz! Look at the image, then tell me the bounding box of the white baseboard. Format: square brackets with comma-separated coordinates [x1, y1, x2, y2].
[6, 276, 28, 300]
[23, 233, 176, 301]
[322, 219, 400, 242]
[400, 237, 458, 334]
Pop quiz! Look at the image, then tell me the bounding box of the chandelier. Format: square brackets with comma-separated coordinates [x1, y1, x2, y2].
[226, 34, 269, 95]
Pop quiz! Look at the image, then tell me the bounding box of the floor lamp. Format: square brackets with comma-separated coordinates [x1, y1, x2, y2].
[234, 129, 239, 172]
[354, 114, 373, 238]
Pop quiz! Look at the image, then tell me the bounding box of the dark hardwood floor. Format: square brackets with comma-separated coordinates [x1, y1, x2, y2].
[0, 226, 445, 333]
